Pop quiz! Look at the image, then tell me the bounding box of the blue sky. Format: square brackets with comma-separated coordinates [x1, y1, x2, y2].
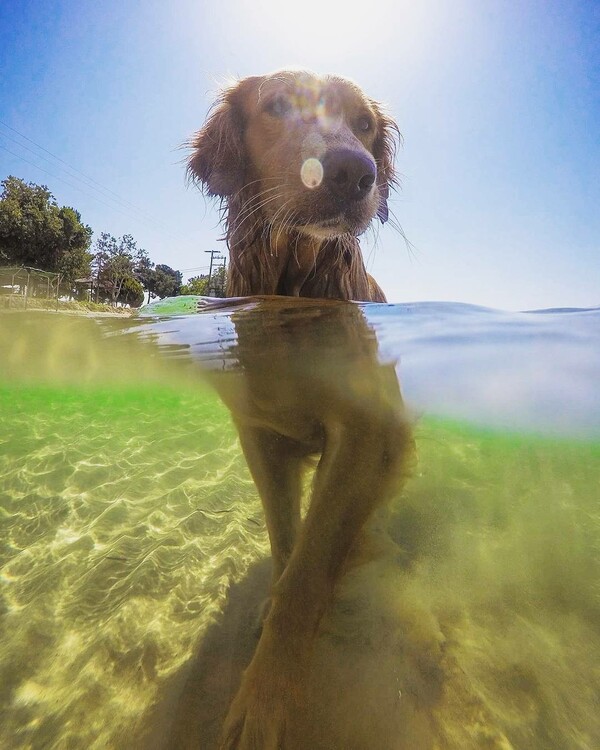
[0, 0, 598, 309]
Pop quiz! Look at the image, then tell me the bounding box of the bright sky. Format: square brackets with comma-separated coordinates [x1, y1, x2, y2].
[1, 0, 598, 310]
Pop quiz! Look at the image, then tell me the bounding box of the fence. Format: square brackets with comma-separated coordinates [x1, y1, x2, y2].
[0, 266, 61, 310]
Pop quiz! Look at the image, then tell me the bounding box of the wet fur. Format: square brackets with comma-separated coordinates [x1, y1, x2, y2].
[187, 70, 400, 301]
[186, 72, 407, 749]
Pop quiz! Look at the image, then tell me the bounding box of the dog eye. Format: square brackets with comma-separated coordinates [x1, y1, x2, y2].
[356, 114, 373, 133]
[265, 95, 292, 117]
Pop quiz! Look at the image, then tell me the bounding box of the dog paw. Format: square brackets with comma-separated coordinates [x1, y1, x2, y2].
[219, 626, 304, 750]
[219, 677, 291, 750]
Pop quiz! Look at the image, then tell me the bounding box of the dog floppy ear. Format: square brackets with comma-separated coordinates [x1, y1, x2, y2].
[187, 80, 252, 197]
[371, 106, 401, 224]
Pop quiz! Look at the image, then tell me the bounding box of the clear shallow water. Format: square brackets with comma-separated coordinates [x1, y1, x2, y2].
[0, 300, 599, 749]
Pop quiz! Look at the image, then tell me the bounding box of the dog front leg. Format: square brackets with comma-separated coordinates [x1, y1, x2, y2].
[236, 424, 303, 584]
[220, 406, 413, 749]
[268, 407, 413, 641]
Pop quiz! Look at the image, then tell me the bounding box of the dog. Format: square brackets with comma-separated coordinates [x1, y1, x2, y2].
[187, 71, 411, 749]
[187, 70, 400, 302]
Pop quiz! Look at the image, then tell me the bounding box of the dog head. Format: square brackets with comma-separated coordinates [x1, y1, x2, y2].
[187, 70, 400, 239]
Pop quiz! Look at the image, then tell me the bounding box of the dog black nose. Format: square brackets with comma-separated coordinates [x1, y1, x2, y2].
[322, 149, 377, 201]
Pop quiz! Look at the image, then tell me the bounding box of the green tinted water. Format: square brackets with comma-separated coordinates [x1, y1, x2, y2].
[1, 311, 599, 749]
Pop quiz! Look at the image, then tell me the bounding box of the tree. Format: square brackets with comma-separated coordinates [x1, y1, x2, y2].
[117, 276, 145, 307]
[180, 274, 210, 296]
[91, 232, 117, 303]
[0, 176, 184, 305]
[0, 176, 92, 286]
[90, 232, 183, 305]
[152, 264, 182, 299]
[179, 266, 226, 297]
[56, 206, 94, 285]
[133, 248, 155, 304]
[208, 265, 227, 297]
[92, 232, 146, 305]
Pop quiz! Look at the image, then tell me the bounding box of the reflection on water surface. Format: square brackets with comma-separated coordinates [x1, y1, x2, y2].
[0, 300, 599, 749]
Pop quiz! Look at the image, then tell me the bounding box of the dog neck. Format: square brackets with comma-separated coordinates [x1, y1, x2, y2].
[226, 220, 380, 301]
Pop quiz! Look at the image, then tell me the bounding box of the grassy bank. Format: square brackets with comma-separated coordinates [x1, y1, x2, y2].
[1, 296, 134, 315]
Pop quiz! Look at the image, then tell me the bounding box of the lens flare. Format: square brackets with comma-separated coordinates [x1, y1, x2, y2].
[300, 158, 324, 189]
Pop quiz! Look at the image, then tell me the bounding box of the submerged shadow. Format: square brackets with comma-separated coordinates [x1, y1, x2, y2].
[159, 559, 273, 750]
[154, 545, 448, 750]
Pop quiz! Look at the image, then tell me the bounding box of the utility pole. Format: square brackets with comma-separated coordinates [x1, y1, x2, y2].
[204, 249, 225, 294]
[95, 254, 103, 303]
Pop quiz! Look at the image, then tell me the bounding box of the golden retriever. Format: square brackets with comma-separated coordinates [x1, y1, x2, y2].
[187, 71, 410, 749]
[187, 70, 399, 302]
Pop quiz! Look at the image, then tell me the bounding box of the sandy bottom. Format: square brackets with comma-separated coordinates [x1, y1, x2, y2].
[1, 376, 599, 749]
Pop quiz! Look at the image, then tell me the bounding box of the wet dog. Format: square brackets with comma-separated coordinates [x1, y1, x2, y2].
[187, 72, 410, 749]
[187, 70, 399, 301]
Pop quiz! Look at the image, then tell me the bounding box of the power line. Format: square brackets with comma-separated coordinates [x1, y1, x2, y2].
[0, 143, 154, 223]
[178, 257, 229, 273]
[0, 119, 153, 218]
[179, 266, 210, 273]
[0, 121, 220, 249]
[0, 123, 200, 240]
[0, 128, 166, 228]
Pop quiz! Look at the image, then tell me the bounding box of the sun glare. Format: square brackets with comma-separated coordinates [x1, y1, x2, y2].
[242, 0, 410, 64]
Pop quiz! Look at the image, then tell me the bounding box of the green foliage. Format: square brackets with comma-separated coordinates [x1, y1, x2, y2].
[0, 175, 193, 307]
[152, 264, 182, 299]
[136, 263, 181, 303]
[91, 234, 181, 306]
[134, 249, 155, 303]
[92, 232, 146, 305]
[180, 275, 210, 296]
[118, 276, 145, 308]
[0, 176, 92, 284]
[179, 266, 226, 297]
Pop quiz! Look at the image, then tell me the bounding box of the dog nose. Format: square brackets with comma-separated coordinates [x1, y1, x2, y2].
[322, 149, 377, 201]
